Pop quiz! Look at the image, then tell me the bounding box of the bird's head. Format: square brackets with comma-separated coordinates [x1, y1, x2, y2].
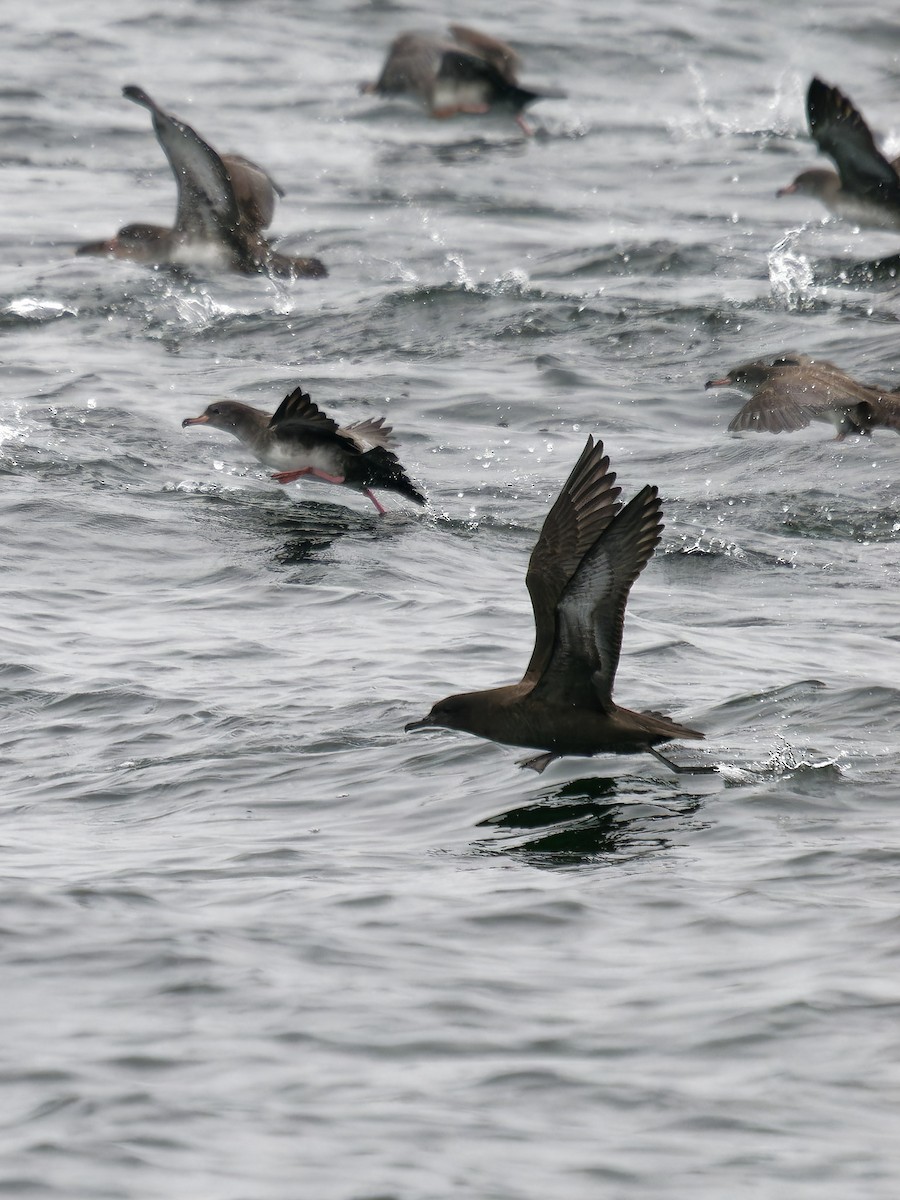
[182, 400, 261, 437]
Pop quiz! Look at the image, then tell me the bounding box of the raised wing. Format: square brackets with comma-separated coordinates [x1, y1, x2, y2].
[268, 387, 360, 455]
[222, 154, 284, 233]
[270, 387, 341, 432]
[531, 484, 663, 711]
[522, 436, 622, 684]
[123, 85, 241, 241]
[435, 48, 511, 93]
[807, 78, 900, 205]
[448, 24, 521, 82]
[344, 416, 396, 451]
[373, 33, 446, 95]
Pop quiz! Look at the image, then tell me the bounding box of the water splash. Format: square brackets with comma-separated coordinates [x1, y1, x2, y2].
[490, 269, 530, 295]
[767, 229, 820, 311]
[674, 65, 795, 141]
[445, 252, 475, 289]
[760, 736, 840, 775]
[718, 736, 842, 784]
[3, 297, 78, 322]
[165, 286, 236, 329]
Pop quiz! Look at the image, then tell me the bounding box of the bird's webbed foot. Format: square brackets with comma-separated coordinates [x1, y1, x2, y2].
[647, 746, 717, 774]
[517, 751, 559, 773]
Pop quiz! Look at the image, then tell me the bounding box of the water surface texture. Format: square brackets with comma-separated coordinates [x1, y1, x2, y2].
[2, 1, 900, 1197]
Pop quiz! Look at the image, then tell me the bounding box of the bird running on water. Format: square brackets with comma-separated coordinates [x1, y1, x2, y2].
[777, 77, 900, 231]
[183, 386, 426, 514]
[406, 436, 705, 773]
[705, 353, 900, 439]
[77, 86, 327, 279]
[360, 24, 561, 135]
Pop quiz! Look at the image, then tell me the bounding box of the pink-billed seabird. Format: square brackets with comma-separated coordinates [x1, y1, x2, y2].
[360, 24, 562, 135]
[778, 78, 900, 231]
[183, 385, 426, 514]
[705, 353, 900, 439]
[77, 86, 326, 279]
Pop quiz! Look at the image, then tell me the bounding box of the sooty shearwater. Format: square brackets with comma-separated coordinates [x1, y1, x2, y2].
[77, 86, 327, 279]
[360, 25, 561, 134]
[183, 386, 426, 514]
[705, 353, 900, 439]
[777, 78, 900, 230]
[406, 436, 706, 774]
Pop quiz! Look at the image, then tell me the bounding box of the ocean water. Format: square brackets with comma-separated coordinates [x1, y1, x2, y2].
[2, 0, 900, 1196]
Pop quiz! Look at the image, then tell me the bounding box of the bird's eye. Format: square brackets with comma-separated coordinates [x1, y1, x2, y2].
[209, 405, 221, 415]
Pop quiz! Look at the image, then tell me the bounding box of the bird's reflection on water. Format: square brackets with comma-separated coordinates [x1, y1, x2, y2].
[270, 506, 363, 564]
[475, 774, 707, 867]
[190, 487, 416, 566]
[267, 500, 420, 564]
[377, 135, 529, 169]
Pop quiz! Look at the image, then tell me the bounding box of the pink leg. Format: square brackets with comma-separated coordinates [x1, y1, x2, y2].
[516, 113, 535, 136]
[272, 467, 312, 484]
[272, 467, 346, 486]
[432, 103, 490, 119]
[308, 468, 346, 485]
[364, 488, 386, 515]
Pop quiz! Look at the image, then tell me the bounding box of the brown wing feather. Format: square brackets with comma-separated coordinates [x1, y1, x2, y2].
[373, 33, 445, 96]
[448, 24, 521, 82]
[523, 436, 622, 683]
[531, 484, 664, 710]
[123, 85, 241, 242]
[268, 386, 340, 433]
[343, 416, 397, 451]
[222, 154, 283, 233]
[728, 380, 818, 433]
[727, 366, 873, 433]
[807, 78, 900, 204]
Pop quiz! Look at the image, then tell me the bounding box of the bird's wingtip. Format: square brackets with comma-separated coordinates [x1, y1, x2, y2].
[122, 84, 154, 109]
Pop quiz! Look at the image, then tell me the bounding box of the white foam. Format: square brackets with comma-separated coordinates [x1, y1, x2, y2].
[4, 297, 77, 320]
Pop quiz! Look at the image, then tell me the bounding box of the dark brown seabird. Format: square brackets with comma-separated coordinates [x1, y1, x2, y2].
[77, 86, 327, 279]
[406, 437, 705, 774]
[777, 78, 900, 230]
[182, 386, 425, 514]
[360, 24, 560, 135]
[705, 353, 900, 439]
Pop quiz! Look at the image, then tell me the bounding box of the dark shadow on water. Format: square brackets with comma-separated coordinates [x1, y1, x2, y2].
[376, 135, 528, 168]
[187, 488, 381, 564]
[262, 498, 425, 567]
[474, 775, 705, 868]
[267, 505, 367, 564]
[429, 136, 529, 165]
[262, 500, 427, 567]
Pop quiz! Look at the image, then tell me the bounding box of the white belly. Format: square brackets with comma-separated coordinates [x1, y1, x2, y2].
[431, 78, 490, 113]
[169, 240, 233, 270]
[255, 438, 346, 476]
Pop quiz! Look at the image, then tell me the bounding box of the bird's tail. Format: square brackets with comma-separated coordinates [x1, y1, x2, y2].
[363, 447, 427, 506]
[641, 710, 705, 743]
[501, 82, 547, 112]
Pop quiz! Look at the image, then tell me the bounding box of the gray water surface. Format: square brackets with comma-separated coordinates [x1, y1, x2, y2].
[2, 1, 900, 1197]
